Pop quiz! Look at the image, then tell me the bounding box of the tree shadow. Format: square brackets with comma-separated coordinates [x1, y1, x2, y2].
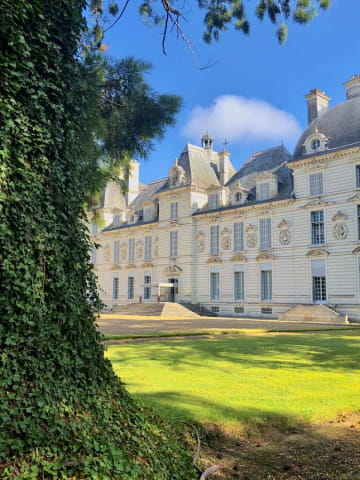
[108, 332, 360, 373]
[136, 391, 360, 480]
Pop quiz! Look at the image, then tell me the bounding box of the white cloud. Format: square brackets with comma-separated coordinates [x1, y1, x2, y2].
[181, 95, 301, 145]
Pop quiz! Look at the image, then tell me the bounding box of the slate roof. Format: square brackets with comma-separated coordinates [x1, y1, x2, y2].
[294, 96, 360, 159]
[159, 144, 221, 191]
[129, 178, 167, 209]
[226, 145, 293, 201]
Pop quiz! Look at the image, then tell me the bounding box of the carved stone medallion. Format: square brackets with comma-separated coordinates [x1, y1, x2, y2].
[333, 223, 348, 240]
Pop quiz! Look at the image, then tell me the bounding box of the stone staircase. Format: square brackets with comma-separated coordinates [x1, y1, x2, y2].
[111, 302, 165, 316]
[278, 304, 349, 324]
[178, 302, 219, 317]
[110, 302, 202, 318]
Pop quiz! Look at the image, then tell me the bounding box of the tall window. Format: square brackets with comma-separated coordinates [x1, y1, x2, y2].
[260, 218, 272, 250]
[210, 225, 219, 255]
[170, 231, 178, 257]
[358, 205, 360, 241]
[311, 211, 324, 245]
[209, 193, 220, 210]
[144, 207, 152, 222]
[311, 259, 326, 303]
[112, 277, 119, 300]
[170, 202, 178, 220]
[128, 238, 135, 262]
[234, 266, 244, 300]
[113, 240, 120, 263]
[258, 182, 270, 201]
[144, 236, 152, 260]
[309, 172, 323, 196]
[260, 264, 272, 301]
[356, 165, 360, 188]
[210, 269, 220, 300]
[233, 222, 244, 252]
[144, 275, 151, 300]
[128, 276, 134, 300]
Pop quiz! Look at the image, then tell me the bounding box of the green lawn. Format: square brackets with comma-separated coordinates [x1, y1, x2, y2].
[105, 331, 360, 429]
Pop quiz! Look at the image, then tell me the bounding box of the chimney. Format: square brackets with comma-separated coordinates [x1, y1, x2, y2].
[126, 160, 140, 205]
[343, 74, 360, 100]
[219, 150, 231, 185]
[305, 88, 330, 124]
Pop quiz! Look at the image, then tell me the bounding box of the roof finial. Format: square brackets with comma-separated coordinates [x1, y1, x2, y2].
[223, 138, 229, 152]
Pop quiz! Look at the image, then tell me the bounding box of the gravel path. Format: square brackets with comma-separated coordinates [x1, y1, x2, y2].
[96, 313, 353, 336]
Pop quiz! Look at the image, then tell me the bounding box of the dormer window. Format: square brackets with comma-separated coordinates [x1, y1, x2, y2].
[259, 182, 270, 201]
[113, 215, 120, 227]
[209, 192, 220, 210]
[144, 207, 152, 222]
[311, 138, 321, 151]
[234, 191, 242, 203]
[303, 130, 329, 155]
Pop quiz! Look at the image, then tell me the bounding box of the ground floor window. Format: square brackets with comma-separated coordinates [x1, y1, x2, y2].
[312, 276, 327, 302]
[144, 275, 151, 300]
[260, 264, 272, 301]
[128, 276, 134, 300]
[112, 277, 119, 300]
[210, 271, 220, 300]
[311, 259, 327, 303]
[234, 268, 244, 300]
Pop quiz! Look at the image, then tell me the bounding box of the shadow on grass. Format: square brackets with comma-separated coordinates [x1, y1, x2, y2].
[135, 390, 303, 432]
[108, 332, 360, 373]
[136, 391, 360, 480]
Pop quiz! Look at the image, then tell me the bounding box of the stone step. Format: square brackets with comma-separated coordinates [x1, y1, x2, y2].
[278, 304, 349, 324]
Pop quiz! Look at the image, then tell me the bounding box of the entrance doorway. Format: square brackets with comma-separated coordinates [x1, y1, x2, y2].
[168, 278, 178, 302]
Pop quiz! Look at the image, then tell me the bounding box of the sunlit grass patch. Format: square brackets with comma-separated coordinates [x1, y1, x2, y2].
[105, 331, 360, 430]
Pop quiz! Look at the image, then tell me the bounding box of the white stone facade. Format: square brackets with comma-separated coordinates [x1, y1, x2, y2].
[89, 77, 360, 321]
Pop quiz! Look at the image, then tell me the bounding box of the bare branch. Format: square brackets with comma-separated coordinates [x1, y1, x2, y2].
[104, 0, 132, 33]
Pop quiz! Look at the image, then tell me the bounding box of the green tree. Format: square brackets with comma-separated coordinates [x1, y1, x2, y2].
[0, 1, 195, 478]
[95, 0, 330, 47]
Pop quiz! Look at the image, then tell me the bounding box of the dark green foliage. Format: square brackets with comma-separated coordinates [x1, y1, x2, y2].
[100, 57, 181, 162]
[99, 0, 330, 45]
[0, 1, 196, 478]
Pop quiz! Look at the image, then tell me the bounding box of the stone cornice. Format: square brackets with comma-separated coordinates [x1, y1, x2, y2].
[289, 145, 360, 169]
[193, 198, 294, 220]
[102, 221, 159, 235]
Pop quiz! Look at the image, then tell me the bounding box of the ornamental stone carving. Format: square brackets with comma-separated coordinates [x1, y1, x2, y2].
[103, 244, 110, 262]
[168, 159, 187, 187]
[164, 258, 182, 275]
[279, 230, 291, 245]
[221, 228, 231, 251]
[333, 223, 348, 240]
[120, 243, 127, 261]
[246, 224, 257, 249]
[136, 239, 143, 259]
[332, 211, 348, 222]
[332, 211, 348, 240]
[278, 219, 291, 246]
[197, 231, 206, 253]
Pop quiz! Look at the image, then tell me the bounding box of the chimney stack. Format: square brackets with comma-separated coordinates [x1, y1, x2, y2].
[343, 74, 360, 100]
[305, 88, 330, 124]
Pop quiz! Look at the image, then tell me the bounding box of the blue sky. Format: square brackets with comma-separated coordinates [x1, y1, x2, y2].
[103, 0, 360, 184]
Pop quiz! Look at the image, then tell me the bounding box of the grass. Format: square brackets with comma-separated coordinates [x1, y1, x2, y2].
[105, 330, 360, 430]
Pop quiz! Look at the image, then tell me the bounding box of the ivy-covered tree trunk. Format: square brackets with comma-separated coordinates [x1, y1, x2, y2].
[0, 2, 196, 478]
